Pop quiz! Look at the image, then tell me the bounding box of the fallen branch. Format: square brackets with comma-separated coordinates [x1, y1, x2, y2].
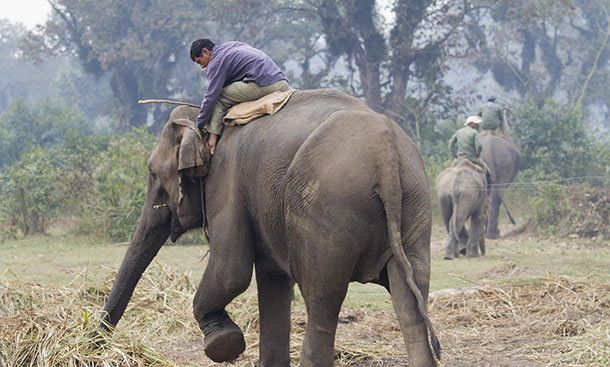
[138, 99, 199, 108]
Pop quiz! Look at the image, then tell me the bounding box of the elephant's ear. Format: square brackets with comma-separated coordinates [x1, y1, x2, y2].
[172, 118, 209, 178]
[172, 118, 208, 231]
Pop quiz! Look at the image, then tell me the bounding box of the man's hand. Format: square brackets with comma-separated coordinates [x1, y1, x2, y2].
[207, 133, 219, 155]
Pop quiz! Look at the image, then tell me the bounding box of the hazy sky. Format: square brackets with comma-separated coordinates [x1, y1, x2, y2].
[0, 0, 51, 28]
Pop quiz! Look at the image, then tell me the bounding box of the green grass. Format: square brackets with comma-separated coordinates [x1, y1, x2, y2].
[0, 234, 208, 285]
[2, 226, 608, 312]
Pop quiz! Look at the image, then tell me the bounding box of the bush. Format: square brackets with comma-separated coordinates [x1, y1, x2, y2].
[0, 100, 90, 167]
[0, 127, 155, 242]
[0, 147, 64, 236]
[77, 127, 156, 241]
[512, 100, 609, 180]
[529, 184, 609, 238]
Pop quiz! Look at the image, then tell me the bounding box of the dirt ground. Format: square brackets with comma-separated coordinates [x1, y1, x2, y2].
[1, 227, 609, 366]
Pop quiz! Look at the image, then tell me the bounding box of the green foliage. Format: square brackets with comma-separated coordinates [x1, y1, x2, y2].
[529, 184, 609, 238]
[77, 127, 156, 241]
[0, 126, 155, 242]
[0, 100, 90, 167]
[513, 99, 609, 179]
[0, 147, 64, 236]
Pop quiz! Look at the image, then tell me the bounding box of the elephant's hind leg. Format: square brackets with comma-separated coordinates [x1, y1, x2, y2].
[457, 227, 469, 256]
[443, 235, 459, 260]
[387, 257, 437, 367]
[255, 267, 292, 367]
[467, 209, 486, 257]
[292, 238, 354, 367]
[298, 275, 350, 367]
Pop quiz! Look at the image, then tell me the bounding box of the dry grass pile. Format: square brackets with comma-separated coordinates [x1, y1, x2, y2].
[0, 265, 196, 367]
[431, 276, 610, 366]
[1, 265, 608, 366]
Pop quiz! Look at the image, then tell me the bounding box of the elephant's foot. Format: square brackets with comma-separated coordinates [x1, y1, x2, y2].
[486, 229, 500, 239]
[466, 251, 479, 258]
[202, 311, 245, 363]
[444, 250, 459, 260]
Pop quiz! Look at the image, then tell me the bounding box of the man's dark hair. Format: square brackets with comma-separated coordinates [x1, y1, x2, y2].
[190, 39, 216, 60]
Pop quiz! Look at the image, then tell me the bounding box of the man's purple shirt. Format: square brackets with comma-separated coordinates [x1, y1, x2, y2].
[197, 41, 287, 129]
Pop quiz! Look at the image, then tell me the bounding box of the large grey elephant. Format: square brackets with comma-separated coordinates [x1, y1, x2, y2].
[101, 89, 441, 367]
[480, 135, 520, 238]
[436, 160, 487, 259]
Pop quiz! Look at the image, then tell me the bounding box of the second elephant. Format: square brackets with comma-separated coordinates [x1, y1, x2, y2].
[480, 135, 520, 238]
[437, 160, 487, 259]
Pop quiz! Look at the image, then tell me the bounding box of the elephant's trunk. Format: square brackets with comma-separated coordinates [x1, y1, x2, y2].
[101, 187, 171, 330]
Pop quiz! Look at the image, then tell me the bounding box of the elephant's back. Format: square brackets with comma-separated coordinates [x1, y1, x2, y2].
[435, 167, 457, 197]
[480, 135, 519, 162]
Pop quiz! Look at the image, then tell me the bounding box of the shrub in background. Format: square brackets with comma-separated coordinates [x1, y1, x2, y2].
[0, 100, 90, 167]
[529, 183, 609, 239]
[512, 100, 609, 180]
[77, 127, 156, 241]
[0, 147, 64, 236]
[0, 126, 155, 242]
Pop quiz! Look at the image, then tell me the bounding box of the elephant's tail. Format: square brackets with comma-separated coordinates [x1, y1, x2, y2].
[376, 123, 441, 361]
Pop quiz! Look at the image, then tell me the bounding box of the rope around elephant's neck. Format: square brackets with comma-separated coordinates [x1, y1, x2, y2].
[138, 99, 200, 108]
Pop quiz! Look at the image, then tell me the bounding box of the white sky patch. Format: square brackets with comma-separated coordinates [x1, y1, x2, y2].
[0, 0, 51, 28]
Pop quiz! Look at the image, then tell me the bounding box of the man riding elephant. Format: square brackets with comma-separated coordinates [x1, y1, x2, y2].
[477, 96, 507, 138]
[190, 38, 290, 155]
[448, 115, 490, 182]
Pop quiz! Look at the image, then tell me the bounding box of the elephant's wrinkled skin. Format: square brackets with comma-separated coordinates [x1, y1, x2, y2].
[101, 89, 440, 367]
[480, 136, 520, 238]
[436, 161, 487, 259]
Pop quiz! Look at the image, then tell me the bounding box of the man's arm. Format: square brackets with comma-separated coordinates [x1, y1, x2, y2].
[497, 105, 504, 123]
[448, 134, 458, 159]
[473, 131, 482, 156]
[196, 61, 229, 132]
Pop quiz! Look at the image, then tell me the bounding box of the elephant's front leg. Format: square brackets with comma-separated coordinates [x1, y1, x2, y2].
[192, 229, 255, 363]
[256, 266, 293, 367]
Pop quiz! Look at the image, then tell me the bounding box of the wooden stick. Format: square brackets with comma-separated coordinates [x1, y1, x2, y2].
[138, 99, 199, 108]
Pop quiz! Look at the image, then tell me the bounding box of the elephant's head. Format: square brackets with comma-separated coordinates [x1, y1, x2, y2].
[149, 111, 210, 241]
[101, 106, 208, 330]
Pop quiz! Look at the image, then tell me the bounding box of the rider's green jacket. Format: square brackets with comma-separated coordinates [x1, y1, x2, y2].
[477, 101, 503, 131]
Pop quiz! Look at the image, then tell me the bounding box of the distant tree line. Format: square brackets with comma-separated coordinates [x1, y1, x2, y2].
[0, 0, 608, 240]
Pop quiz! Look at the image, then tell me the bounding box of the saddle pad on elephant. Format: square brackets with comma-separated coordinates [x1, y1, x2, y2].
[455, 157, 485, 173]
[223, 89, 296, 126]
